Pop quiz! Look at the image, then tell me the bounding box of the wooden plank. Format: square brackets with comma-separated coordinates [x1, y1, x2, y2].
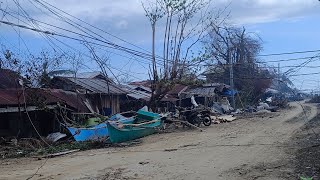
[123, 119, 159, 127]
[43, 149, 80, 158]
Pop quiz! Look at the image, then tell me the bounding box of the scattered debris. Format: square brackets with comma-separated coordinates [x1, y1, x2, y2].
[46, 132, 67, 142]
[217, 115, 236, 122]
[164, 148, 178, 152]
[42, 149, 80, 158]
[179, 143, 200, 148]
[220, 97, 234, 113]
[139, 161, 149, 165]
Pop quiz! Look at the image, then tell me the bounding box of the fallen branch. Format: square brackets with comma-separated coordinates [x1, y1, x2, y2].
[42, 149, 80, 158]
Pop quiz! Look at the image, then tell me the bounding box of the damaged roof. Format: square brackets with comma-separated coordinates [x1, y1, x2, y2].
[57, 71, 112, 80]
[53, 77, 127, 95]
[0, 88, 90, 112]
[167, 84, 188, 96]
[182, 86, 216, 97]
[128, 80, 152, 87]
[119, 85, 151, 101]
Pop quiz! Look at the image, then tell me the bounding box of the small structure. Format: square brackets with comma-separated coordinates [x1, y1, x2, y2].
[118, 84, 151, 112]
[51, 72, 127, 115]
[180, 83, 230, 107]
[159, 84, 189, 112]
[0, 88, 90, 137]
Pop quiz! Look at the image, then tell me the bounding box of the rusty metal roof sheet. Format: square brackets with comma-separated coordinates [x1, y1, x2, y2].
[167, 84, 188, 96]
[0, 88, 90, 112]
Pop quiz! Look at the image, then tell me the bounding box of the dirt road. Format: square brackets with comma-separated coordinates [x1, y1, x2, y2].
[0, 102, 317, 180]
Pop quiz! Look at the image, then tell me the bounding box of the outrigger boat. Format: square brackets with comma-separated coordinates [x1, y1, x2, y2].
[107, 110, 162, 143]
[67, 114, 134, 142]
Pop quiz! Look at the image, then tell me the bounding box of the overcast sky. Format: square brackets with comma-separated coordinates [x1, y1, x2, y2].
[1, 0, 320, 91]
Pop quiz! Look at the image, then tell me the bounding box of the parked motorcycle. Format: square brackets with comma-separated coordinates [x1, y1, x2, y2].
[177, 107, 212, 127]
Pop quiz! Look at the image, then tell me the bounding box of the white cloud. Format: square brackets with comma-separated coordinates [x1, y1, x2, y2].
[217, 0, 320, 25]
[2, 0, 319, 42]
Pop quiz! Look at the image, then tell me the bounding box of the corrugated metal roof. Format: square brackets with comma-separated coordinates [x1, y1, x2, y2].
[64, 77, 127, 95]
[58, 71, 103, 79]
[203, 83, 229, 88]
[183, 87, 216, 97]
[129, 80, 152, 87]
[167, 84, 188, 96]
[127, 93, 150, 101]
[120, 84, 151, 100]
[0, 88, 90, 112]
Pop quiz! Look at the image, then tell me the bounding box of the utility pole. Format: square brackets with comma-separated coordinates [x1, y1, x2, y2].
[230, 57, 235, 109]
[278, 63, 280, 91]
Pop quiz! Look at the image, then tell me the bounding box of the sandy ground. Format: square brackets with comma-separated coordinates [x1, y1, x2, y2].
[0, 101, 317, 180]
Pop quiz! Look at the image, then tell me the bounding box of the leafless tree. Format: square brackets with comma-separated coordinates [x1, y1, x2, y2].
[204, 26, 273, 105]
[142, 0, 224, 111]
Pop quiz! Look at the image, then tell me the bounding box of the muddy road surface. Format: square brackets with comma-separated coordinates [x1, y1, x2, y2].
[0, 102, 317, 180]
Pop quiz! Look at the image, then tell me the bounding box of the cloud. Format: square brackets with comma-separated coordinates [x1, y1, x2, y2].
[2, 0, 319, 43]
[216, 0, 320, 25]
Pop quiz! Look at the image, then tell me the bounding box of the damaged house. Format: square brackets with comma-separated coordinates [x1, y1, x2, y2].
[50, 72, 127, 115]
[118, 84, 151, 112]
[180, 83, 232, 107]
[0, 69, 90, 137]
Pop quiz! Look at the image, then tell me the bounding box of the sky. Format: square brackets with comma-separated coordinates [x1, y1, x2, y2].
[1, 0, 320, 91]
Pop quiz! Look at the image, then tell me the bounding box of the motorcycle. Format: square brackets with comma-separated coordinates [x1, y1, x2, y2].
[177, 107, 212, 127]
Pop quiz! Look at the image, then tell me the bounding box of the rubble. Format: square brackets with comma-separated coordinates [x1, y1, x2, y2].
[46, 132, 67, 142]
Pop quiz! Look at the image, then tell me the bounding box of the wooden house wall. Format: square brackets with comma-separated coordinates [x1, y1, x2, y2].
[89, 94, 120, 115]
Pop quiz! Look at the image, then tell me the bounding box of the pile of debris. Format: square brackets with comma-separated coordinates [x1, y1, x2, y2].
[0, 137, 47, 158]
[308, 95, 320, 103]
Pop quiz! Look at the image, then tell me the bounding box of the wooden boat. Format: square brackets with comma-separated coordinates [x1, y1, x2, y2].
[107, 110, 162, 143]
[67, 114, 134, 142]
[67, 123, 108, 141]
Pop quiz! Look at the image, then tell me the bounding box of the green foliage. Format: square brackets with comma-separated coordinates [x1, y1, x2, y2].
[1, 49, 74, 88]
[300, 177, 313, 180]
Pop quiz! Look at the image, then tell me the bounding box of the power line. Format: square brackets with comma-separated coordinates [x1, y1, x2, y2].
[33, 0, 153, 55]
[0, 18, 146, 81]
[4, 1, 189, 68]
[259, 55, 320, 63]
[27, 0, 169, 65]
[258, 49, 320, 57]
[0, 8, 160, 68]
[0, 20, 153, 60]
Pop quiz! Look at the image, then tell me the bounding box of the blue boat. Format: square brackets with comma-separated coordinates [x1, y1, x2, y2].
[67, 123, 108, 141]
[67, 114, 134, 142]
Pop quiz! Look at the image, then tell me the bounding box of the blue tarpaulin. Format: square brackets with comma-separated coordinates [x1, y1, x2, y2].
[223, 89, 238, 96]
